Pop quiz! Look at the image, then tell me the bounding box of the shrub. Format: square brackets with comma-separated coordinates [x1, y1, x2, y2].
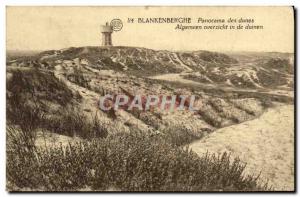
[7, 131, 269, 191]
[7, 69, 73, 128]
[162, 126, 203, 146]
[66, 67, 91, 89]
[6, 68, 109, 139]
[260, 98, 274, 109]
[8, 68, 73, 105]
[46, 109, 108, 139]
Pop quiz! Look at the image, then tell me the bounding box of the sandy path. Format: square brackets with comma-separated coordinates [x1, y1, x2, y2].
[188, 104, 294, 190]
[150, 73, 199, 84]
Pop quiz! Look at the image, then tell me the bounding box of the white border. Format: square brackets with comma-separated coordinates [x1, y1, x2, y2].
[1, 0, 298, 196]
[1, 0, 299, 6]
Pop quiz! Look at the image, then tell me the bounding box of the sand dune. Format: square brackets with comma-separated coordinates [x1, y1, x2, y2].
[189, 104, 294, 190]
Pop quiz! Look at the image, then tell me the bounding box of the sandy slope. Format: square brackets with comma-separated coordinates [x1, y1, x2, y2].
[189, 104, 294, 190]
[53, 64, 152, 133]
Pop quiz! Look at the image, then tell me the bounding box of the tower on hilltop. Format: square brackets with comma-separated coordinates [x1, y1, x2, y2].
[100, 22, 113, 46]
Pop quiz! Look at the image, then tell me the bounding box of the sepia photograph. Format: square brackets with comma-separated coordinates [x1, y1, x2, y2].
[6, 6, 295, 192]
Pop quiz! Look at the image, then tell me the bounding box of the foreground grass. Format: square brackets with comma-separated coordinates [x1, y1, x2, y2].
[7, 128, 269, 192]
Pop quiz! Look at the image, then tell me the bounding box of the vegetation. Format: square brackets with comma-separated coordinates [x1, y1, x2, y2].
[66, 67, 91, 89]
[7, 68, 73, 107]
[7, 128, 269, 191]
[46, 109, 108, 138]
[7, 68, 107, 139]
[162, 126, 204, 146]
[7, 48, 289, 191]
[6, 68, 269, 191]
[6, 68, 72, 138]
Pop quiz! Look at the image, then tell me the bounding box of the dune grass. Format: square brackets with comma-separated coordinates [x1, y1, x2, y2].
[7, 126, 270, 191]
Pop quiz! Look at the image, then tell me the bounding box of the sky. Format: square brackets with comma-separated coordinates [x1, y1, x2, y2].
[6, 6, 294, 52]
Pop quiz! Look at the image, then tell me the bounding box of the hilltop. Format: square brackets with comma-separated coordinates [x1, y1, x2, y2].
[7, 46, 293, 91]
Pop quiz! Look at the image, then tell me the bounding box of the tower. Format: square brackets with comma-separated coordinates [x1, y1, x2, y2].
[100, 22, 113, 46]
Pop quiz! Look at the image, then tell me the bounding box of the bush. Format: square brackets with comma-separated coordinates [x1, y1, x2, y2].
[66, 67, 91, 89]
[260, 98, 274, 109]
[46, 109, 108, 139]
[7, 69, 73, 128]
[7, 68, 73, 105]
[7, 68, 108, 139]
[7, 131, 269, 191]
[162, 126, 204, 146]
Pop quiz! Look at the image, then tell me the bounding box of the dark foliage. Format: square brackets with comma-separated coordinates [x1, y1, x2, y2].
[7, 131, 269, 191]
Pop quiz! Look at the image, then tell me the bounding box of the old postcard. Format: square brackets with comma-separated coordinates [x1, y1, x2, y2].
[6, 6, 294, 192]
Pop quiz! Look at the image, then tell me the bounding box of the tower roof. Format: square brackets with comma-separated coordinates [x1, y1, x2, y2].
[100, 22, 113, 33]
